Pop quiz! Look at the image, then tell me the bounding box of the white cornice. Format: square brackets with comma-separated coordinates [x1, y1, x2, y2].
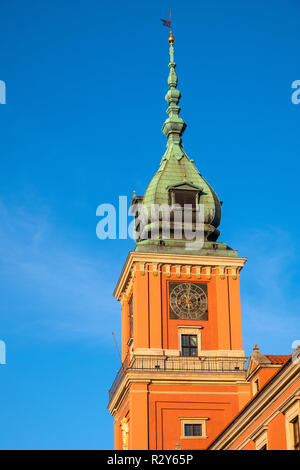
[113, 251, 247, 300]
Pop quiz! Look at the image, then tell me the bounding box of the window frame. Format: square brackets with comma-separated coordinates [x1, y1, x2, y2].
[184, 423, 202, 437]
[280, 392, 300, 450]
[180, 417, 208, 440]
[255, 432, 268, 450]
[181, 334, 198, 357]
[178, 326, 202, 358]
[172, 190, 198, 210]
[250, 425, 268, 450]
[252, 377, 260, 395]
[292, 416, 300, 450]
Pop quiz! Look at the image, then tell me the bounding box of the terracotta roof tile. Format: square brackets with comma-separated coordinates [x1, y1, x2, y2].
[264, 354, 291, 364]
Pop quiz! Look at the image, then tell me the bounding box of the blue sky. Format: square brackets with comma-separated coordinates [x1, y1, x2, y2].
[0, 0, 299, 450]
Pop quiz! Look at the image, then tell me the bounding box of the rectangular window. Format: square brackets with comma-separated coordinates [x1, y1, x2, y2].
[185, 424, 202, 437]
[180, 418, 208, 440]
[184, 423, 202, 437]
[181, 335, 198, 357]
[292, 416, 300, 450]
[174, 191, 197, 209]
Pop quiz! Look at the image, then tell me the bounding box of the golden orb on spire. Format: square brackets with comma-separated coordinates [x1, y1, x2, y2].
[168, 30, 175, 44]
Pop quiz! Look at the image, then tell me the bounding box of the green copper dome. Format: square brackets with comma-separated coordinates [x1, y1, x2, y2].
[132, 35, 237, 257]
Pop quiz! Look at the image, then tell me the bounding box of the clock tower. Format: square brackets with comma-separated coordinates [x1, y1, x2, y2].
[108, 30, 251, 450]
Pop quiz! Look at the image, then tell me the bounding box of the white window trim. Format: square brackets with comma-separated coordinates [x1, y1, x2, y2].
[179, 417, 208, 440]
[178, 326, 203, 357]
[255, 431, 268, 450]
[250, 425, 268, 450]
[252, 376, 260, 395]
[280, 393, 300, 450]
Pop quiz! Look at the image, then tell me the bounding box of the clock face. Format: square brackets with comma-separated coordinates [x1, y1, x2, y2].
[169, 282, 208, 320]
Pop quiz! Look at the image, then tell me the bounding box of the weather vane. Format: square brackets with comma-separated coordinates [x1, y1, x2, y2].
[160, 10, 174, 44]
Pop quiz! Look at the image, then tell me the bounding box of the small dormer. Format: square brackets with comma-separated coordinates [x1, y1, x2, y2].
[167, 182, 203, 210]
[246, 345, 290, 397]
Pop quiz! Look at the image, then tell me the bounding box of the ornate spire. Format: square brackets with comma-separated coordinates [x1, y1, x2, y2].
[161, 31, 187, 160]
[131, 27, 236, 256]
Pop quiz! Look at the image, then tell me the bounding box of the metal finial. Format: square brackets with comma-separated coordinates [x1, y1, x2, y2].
[168, 30, 175, 44]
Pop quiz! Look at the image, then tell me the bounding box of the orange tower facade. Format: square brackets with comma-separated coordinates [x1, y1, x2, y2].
[109, 254, 253, 450]
[108, 31, 252, 450]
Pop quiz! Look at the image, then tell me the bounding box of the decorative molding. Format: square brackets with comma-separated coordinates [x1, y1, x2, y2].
[113, 252, 247, 300]
[194, 266, 202, 279]
[177, 325, 204, 330]
[121, 292, 128, 304]
[198, 349, 245, 358]
[279, 389, 300, 414]
[108, 371, 250, 414]
[175, 265, 181, 278]
[134, 348, 165, 356]
[254, 429, 268, 450]
[250, 424, 268, 442]
[185, 265, 191, 278]
[164, 349, 180, 357]
[218, 266, 225, 280]
[179, 417, 209, 420]
[164, 264, 171, 277]
[127, 347, 245, 359]
[205, 267, 212, 280]
[231, 267, 238, 280]
[281, 391, 300, 450]
[138, 262, 145, 275]
[125, 272, 135, 298]
[152, 263, 159, 276]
